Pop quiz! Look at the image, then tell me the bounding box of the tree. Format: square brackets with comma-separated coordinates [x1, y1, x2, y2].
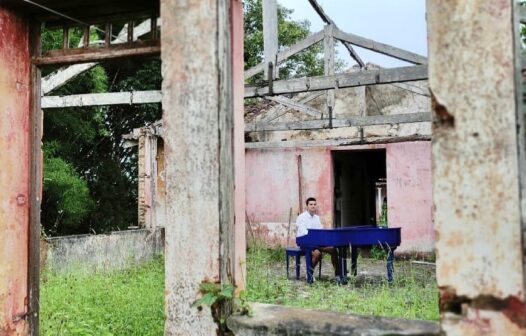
[244, 0, 325, 82]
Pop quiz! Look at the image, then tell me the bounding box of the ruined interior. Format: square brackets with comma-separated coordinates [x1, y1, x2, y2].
[0, 0, 525, 335]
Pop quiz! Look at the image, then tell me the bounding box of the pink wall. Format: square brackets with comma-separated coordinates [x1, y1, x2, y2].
[245, 147, 332, 245]
[387, 141, 434, 252]
[0, 7, 30, 335]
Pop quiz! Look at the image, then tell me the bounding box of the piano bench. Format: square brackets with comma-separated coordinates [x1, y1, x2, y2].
[285, 247, 322, 280]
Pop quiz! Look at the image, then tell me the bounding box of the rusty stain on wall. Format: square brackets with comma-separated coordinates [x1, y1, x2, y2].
[0, 7, 30, 335]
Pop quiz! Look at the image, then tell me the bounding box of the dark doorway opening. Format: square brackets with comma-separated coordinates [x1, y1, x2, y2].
[332, 150, 386, 228]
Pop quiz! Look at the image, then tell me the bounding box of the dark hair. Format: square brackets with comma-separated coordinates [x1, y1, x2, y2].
[306, 197, 317, 205]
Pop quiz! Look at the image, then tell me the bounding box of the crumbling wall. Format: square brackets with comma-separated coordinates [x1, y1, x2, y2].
[428, 0, 526, 334]
[43, 228, 164, 274]
[0, 8, 30, 335]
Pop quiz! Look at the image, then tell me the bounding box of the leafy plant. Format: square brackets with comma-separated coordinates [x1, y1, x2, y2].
[193, 281, 253, 330]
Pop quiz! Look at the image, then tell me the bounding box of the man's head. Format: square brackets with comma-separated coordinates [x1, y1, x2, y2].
[306, 197, 317, 215]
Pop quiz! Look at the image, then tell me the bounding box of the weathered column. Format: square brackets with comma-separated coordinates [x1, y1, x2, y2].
[0, 7, 32, 335]
[231, 0, 246, 291]
[428, 1, 526, 334]
[161, 0, 236, 334]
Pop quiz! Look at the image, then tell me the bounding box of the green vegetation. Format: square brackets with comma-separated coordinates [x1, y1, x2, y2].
[245, 244, 439, 321]
[40, 256, 164, 336]
[40, 247, 437, 335]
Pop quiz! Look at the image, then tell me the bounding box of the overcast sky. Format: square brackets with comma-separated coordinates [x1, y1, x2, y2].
[276, 0, 428, 68]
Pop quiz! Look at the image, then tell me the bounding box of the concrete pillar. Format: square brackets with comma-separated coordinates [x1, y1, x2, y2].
[428, 1, 526, 334]
[0, 7, 31, 335]
[161, 0, 238, 334]
[138, 129, 157, 228]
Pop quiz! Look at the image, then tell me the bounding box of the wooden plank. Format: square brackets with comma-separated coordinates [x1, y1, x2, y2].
[265, 95, 323, 118]
[34, 40, 160, 66]
[28, 20, 42, 336]
[259, 91, 325, 122]
[218, 0, 235, 321]
[324, 24, 335, 117]
[307, 0, 364, 67]
[333, 27, 427, 65]
[41, 19, 160, 94]
[245, 112, 431, 132]
[42, 90, 162, 108]
[263, 0, 278, 79]
[244, 29, 324, 79]
[245, 134, 431, 149]
[245, 64, 428, 97]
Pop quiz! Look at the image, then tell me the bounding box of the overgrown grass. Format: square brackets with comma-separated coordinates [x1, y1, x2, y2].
[40, 246, 438, 335]
[40, 256, 164, 336]
[246, 244, 439, 321]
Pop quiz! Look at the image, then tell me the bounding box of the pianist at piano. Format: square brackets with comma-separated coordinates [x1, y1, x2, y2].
[296, 197, 342, 281]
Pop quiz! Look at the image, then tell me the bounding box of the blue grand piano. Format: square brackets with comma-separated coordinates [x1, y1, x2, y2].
[296, 226, 401, 283]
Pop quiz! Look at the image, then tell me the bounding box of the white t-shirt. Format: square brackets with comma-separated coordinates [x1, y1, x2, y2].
[296, 211, 322, 237]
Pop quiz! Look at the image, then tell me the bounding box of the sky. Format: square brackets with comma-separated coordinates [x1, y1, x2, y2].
[276, 0, 428, 68]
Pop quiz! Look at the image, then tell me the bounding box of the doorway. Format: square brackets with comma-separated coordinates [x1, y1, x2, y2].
[332, 150, 386, 228]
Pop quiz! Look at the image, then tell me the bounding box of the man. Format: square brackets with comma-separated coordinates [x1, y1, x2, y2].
[296, 197, 342, 282]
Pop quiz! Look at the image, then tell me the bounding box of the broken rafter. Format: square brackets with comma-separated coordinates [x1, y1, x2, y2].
[307, 0, 364, 67]
[265, 95, 323, 118]
[332, 27, 427, 65]
[258, 91, 325, 122]
[245, 112, 431, 132]
[245, 64, 428, 98]
[390, 82, 430, 97]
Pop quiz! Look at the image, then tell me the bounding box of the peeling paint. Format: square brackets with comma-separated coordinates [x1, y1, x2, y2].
[428, 0, 526, 334]
[0, 7, 30, 335]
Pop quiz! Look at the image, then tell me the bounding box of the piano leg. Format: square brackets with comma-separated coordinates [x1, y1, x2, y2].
[351, 246, 358, 277]
[304, 248, 314, 284]
[386, 248, 396, 283]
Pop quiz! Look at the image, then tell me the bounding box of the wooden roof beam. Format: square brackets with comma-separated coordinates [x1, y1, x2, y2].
[245, 64, 428, 98]
[244, 29, 324, 79]
[333, 27, 427, 65]
[307, 0, 364, 67]
[245, 112, 431, 132]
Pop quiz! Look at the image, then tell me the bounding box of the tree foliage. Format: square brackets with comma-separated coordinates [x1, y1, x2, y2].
[244, 0, 324, 82]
